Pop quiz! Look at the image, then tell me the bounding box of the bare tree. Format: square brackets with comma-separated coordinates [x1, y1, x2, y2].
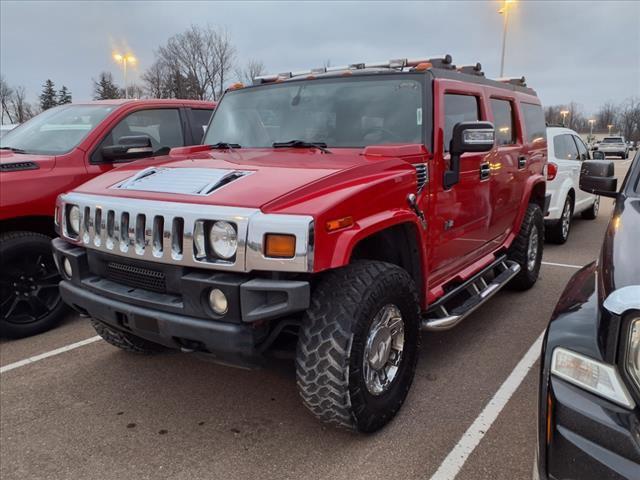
[596, 102, 618, 133]
[10, 86, 34, 123]
[212, 28, 236, 98]
[619, 97, 640, 142]
[1, 75, 15, 124]
[235, 59, 266, 85]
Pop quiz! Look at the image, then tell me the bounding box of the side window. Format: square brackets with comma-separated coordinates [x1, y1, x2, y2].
[521, 103, 546, 144]
[553, 134, 578, 160]
[101, 109, 184, 154]
[444, 94, 480, 152]
[573, 135, 589, 160]
[191, 108, 214, 143]
[490, 98, 516, 146]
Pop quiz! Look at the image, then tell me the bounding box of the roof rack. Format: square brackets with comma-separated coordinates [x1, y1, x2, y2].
[496, 76, 527, 87]
[253, 54, 456, 85]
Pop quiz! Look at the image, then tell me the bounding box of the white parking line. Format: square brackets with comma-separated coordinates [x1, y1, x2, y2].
[541, 261, 583, 269]
[0, 336, 102, 374]
[429, 331, 545, 480]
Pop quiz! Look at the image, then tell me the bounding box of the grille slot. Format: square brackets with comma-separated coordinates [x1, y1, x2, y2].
[414, 163, 428, 193]
[105, 262, 167, 293]
[0, 161, 39, 172]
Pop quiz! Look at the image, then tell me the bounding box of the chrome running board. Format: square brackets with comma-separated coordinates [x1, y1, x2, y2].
[421, 256, 520, 331]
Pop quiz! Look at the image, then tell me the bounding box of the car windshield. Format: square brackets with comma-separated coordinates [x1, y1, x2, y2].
[602, 137, 624, 143]
[0, 104, 115, 155]
[204, 75, 424, 148]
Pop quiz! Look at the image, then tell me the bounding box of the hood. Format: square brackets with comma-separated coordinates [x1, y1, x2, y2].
[72, 147, 406, 210]
[0, 150, 56, 172]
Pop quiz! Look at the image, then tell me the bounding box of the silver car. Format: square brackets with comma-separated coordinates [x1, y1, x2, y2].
[597, 136, 629, 158]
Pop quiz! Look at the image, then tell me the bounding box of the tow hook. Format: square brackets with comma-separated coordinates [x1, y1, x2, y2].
[407, 193, 427, 229]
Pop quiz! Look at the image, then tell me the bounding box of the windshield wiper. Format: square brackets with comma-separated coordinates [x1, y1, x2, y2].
[207, 142, 241, 150]
[0, 146, 27, 154]
[272, 140, 332, 154]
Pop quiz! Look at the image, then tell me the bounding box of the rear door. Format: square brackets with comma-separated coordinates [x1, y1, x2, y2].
[571, 134, 594, 209]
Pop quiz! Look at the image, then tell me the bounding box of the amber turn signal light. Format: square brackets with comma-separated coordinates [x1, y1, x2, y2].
[264, 234, 296, 258]
[326, 216, 354, 232]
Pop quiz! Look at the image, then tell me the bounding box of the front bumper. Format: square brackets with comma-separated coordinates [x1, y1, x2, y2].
[53, 238, 310, 366]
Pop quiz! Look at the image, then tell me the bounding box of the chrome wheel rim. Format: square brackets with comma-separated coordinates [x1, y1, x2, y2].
[593, 196, 600, 216]
[363, 304, 405, 396]
[561, 200, 571, 239]
[527, 225, 539, 271]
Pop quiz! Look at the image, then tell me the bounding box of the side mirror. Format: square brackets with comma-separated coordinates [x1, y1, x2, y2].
[444, 121, 495, 189]
[580, 160, 618, 198]
[101, 135, 154, 162]
[591, 151, 606, 160]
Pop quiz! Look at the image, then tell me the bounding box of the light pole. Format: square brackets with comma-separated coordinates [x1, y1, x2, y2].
[560, 110, 569, 127]
[113, 53, 136, 99]
[608, 124, 614, 135]
[498, 0, 516, 78]
[588, 119, 595, 143]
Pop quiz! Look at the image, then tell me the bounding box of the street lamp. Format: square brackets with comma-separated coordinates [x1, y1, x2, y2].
[498, 0, 516, 78]
[608, 124, 614, 135]
[113, 52, 136, 99]
[560, 110, 569, 127]
[588, 118, 595, 136]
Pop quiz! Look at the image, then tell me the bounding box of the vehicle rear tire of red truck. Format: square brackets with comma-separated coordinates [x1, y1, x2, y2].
[507, 204, 544, 291]
[0, 231, 67, 339]
[296, 261, 420, 433]
[90, 318, 167, 354]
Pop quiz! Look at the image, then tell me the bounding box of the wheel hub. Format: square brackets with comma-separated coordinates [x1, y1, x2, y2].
[527, 225, 539, 271]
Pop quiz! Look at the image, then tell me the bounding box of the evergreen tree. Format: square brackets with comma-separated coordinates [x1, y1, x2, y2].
[57, 85, 72, 104]
[92, 72, 121, 100]
[39, 79, 57, 111]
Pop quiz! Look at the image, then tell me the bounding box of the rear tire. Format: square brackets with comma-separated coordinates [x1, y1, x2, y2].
[546, 196, 573, 244]
[581, 196, 600, 220]
[0, 231, 67, 339]
[508, 204, 544, 291]
[90, 318, 166, 354]
[296, 261, 420, 432]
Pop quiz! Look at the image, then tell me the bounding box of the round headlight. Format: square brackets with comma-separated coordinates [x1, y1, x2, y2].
[209, 221, 237, 259]
[63, 258, 73, 279]
[208, 288, 228, 315]
[68, 205, 80, 235]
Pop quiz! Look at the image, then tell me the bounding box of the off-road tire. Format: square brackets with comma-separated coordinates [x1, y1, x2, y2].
[507, 203, 544, 291]
[90, 318, 166, 354]
[546, 196, 573, 244]
[581, 196, 600, 220]
[296, 261, 420, 433]
[0, 231, 67, 338]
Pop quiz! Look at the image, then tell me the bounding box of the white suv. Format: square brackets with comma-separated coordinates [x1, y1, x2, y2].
[597, 136, 629, 159]
[545, 127, 599, 243]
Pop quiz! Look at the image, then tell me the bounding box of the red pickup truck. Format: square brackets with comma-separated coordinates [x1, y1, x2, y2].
[52, 56, 549, 432]
[0, 99, 216, 338]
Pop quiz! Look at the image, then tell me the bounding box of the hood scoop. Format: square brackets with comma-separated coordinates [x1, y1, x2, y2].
[112, 167, 251, 196]
[0, 161, 39, 172]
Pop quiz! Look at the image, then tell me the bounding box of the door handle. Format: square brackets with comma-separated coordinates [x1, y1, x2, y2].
[480, 162, 490, 180]
[518, 155, 527, 169]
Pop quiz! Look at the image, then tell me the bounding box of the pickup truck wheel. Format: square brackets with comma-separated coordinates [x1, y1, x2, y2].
[296, 261, 420, 432]
[90, 318, 166, 354]
[0, 231, 66, 339]
[507, 204, 544, 290]
[546, 196, 573, 244]
[581, 196, 600, 220]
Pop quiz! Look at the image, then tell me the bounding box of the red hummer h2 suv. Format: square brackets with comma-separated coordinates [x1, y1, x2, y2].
[0, 99, 215, 338]
[52, 56, 549, 432]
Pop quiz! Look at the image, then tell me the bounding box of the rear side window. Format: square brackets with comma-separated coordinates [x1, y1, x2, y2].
[521, 103, 546, 144]
[444, 94, 480, 151]
[191, 109, 214, 143]
[490, 99, 516, 145]
[553, 134, 579, 160]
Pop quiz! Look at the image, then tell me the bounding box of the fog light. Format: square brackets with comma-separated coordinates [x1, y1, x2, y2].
[63, 258, 73, 279]
[208, 288, 228, 315]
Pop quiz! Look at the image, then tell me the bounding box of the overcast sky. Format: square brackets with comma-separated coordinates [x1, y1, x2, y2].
[1, 0, 638, 114]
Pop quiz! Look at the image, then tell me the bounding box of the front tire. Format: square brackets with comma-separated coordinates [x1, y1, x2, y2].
[296, 261, 420, 432]
[546, 196, 573, 244]
[0, 231, 66, 338]
[508, 204, 544, 290]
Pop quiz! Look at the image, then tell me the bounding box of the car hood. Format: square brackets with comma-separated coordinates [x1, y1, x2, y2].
[0, 150, 56, 172]
[71, 148, 392, 211]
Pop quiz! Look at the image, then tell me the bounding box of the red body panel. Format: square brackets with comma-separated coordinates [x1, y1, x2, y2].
[0, 99, 216, 223]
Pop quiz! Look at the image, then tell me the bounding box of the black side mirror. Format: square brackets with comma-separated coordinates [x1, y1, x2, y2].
[444, 121, 495, 189]
[102, 135, 154, 162]
[580, 160, 617, 198]
[591, 151, 605, 160]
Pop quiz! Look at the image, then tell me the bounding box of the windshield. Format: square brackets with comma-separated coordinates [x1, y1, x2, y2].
[602, 137, 624, 143]
[0, 104, 115, 155]
[204, 75, 425, 148]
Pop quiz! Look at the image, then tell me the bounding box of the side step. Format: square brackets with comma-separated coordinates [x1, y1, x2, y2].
[421, 256, 520, 331]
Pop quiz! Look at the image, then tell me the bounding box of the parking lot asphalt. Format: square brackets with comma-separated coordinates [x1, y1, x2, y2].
[0, 157, 634, 480]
